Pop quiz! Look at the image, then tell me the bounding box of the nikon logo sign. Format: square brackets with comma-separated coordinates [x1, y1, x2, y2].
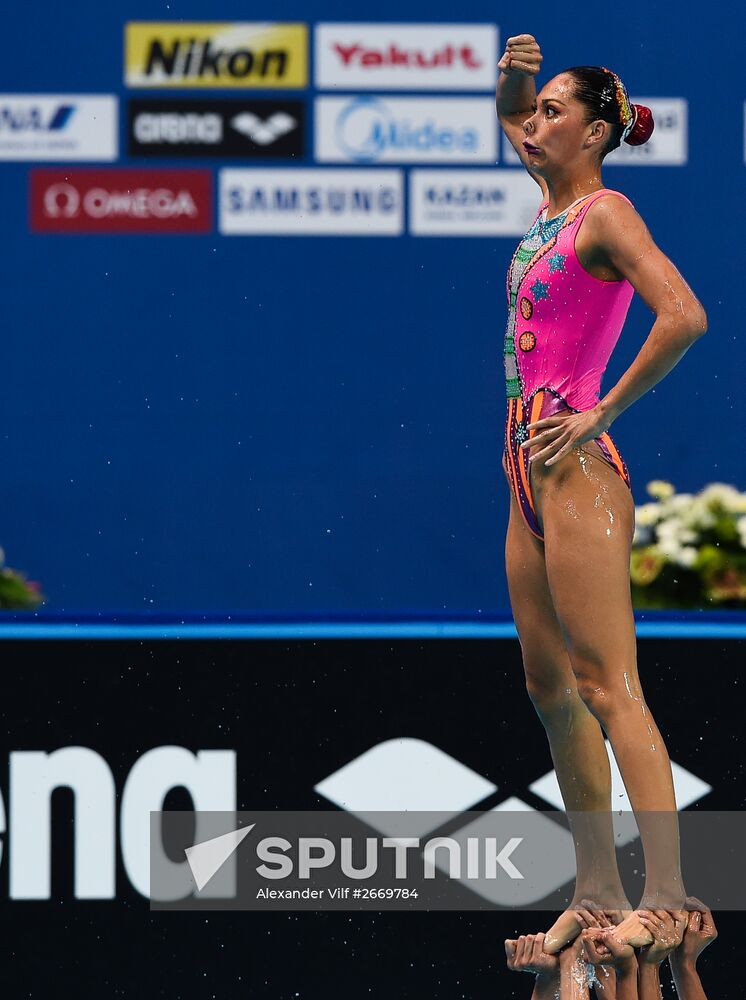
[125, 23, 308, 89]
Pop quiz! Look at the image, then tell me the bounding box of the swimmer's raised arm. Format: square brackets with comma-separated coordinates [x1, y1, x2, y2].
[495, 34, 547, 195]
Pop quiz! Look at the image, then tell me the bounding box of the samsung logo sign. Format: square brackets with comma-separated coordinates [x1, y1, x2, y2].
[220, 168, 403, 235]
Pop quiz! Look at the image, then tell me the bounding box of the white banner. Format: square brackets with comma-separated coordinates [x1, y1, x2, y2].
[220, 168, 403, 235]
[410, 170, 541, 237]
[315, 96, 497, 164]
[315, 23, 498, 91]
[605, 98, 687, 165]
[0, 95, 117, 161]
[502, 98, 687, 167]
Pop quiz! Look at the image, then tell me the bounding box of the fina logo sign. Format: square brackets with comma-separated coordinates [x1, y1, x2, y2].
[0, 94, 118, 161]
[315, 95, 496, 164]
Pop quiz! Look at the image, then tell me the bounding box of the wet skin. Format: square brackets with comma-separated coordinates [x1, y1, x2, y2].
[503, 425, 685, 950]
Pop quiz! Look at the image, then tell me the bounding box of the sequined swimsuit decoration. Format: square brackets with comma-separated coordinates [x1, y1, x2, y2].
[503, 188, 634, 541]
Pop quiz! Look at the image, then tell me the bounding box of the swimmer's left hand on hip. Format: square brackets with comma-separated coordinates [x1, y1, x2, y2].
[520, 408, 611, 466]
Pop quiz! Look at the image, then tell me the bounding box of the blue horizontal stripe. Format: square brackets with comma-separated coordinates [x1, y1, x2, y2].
[0, 619, 745, 639]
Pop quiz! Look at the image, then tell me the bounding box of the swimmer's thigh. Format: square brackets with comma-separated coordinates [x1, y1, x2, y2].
[504, 482, 576, 700]
[540, 450, 637, 675]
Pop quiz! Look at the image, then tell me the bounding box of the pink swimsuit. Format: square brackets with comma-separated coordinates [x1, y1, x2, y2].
[502, 188, 635, 540]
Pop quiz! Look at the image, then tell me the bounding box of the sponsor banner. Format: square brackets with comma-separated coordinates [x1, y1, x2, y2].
[502, 98, 687, 166]
[30, 169, 212, 233]
[315, 23, 497, 91]
[606, 98, 687, 165]
[220, 168, 403, 235]
[125, 22, 308, 89]
[0, 95, 117, 161]
[410, 169, 541, 237]
[128, 99, 304, 158]
[315, 96, 496, 164]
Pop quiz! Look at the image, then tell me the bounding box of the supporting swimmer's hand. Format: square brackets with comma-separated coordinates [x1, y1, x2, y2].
[505, 933, 559, 976]
[521, 405, 612, 466]
[669, 898, 718, 968]
[581, 927, 636, 973]
[497, 34, 543, 77]
[637, 909, 688, 966]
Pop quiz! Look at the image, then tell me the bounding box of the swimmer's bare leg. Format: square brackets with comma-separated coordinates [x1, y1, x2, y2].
[538, 446, 685, 945]
[504, 487, 630, 953]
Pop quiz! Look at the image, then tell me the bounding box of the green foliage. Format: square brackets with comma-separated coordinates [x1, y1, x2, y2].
[631, 481, 746, 609]
[0, 567, 44, 610]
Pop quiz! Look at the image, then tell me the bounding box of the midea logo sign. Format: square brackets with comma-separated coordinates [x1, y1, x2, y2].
[0, 746, 235, 899]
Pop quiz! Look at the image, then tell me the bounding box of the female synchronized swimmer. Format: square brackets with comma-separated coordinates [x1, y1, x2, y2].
[496, 34, 707, 952]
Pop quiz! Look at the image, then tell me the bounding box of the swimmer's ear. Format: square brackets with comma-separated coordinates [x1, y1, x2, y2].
[585, 118, 609, 152]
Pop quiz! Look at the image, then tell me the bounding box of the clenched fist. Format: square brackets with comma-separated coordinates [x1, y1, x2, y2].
[497, 34, 543, 77]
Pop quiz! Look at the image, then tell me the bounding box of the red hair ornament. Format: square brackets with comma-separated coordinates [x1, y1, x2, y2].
[625, 103, 655, 145]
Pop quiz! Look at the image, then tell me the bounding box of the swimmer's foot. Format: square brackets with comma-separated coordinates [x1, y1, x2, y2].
[639, 887, 687, 910]
[612, 887, 687, 945]
[607, 910, 654, 948]
[542, 892, 632, 955]
[542, 908, 585, 954]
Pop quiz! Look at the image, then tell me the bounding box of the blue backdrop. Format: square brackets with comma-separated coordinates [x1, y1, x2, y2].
[1, 1, 742, 614]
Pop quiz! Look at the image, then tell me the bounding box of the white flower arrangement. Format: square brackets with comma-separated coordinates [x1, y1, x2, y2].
[631, 480, 746, 608]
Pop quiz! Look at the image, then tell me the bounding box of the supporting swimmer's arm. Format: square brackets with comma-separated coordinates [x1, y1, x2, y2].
[637, 962, 661, 1000]
[582, 197, 708, 427]
[505, 934, 560, 998]
[668, 961, 708, 1000]
[559, 935, 592, 999]
[667, 903, 717, 1000]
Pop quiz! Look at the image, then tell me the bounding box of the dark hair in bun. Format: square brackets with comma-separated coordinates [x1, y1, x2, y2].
[561, 65, 655, 157]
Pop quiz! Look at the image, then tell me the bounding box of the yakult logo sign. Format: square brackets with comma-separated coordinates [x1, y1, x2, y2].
[315, 24, 498, 91]
[30, 169, 212, 233]
[315, 96, 496, 164]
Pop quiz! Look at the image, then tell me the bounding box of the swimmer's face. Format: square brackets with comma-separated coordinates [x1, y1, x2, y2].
[521, 73, 609, 173]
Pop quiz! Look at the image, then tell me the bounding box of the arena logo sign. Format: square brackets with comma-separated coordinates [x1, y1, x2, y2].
[219, 168, 403, 235]
[128, 99, 304, 158]
[125, 22, 308, 88]
[315, 737, 712, 907]
[315, 23, 498, 91]
[30, 168, 212, 233]
[0, 94, 117, 161]
[0, 746, 236, 899]
[315, 95, 495, 164]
